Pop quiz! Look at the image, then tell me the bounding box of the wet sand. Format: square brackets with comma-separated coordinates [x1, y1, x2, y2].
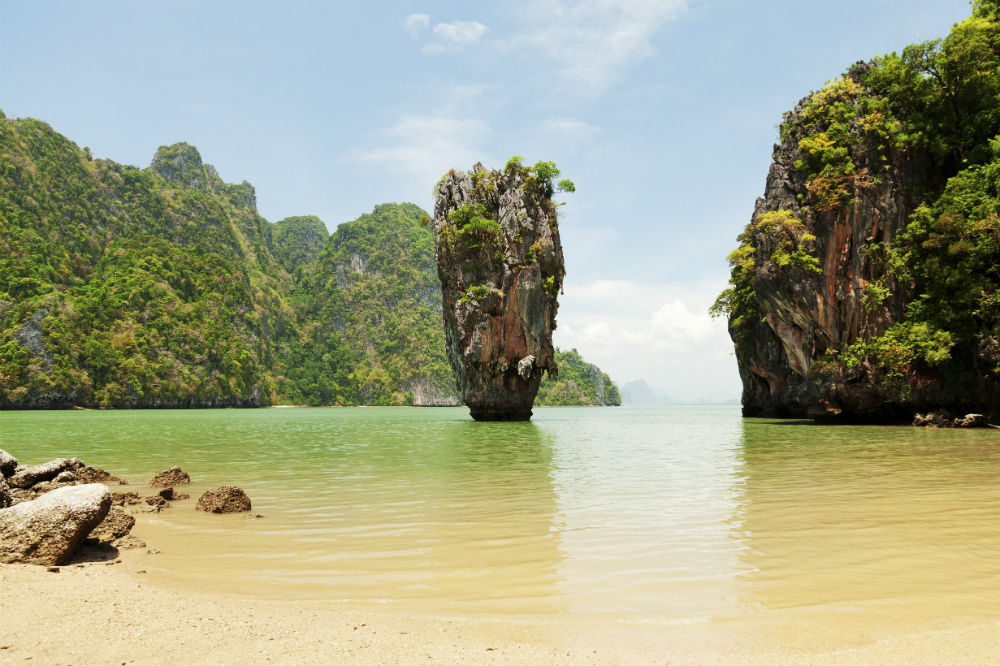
[3, 554, 1000, 665]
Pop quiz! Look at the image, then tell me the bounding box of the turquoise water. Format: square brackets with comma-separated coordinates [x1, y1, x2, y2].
[3, 405, 1000, 624]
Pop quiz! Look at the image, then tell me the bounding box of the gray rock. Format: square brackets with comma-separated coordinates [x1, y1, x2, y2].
[149, 466, 190, 487]
[13, 310, 54, 374]
[0, 484, 112, 565]
[54, 470, 76, 483]
[8, 457, 83, 489]
[195, 486, 252, 513]
[0, 449, 17, 477]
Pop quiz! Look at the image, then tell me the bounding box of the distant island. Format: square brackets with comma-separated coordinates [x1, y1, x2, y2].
[714, 1, 1000, 422]
[0, 115, 618, 409]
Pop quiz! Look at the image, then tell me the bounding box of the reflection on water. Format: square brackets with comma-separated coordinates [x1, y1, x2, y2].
[735, 419, 1000, 629]
[5, 406, 1000, 625]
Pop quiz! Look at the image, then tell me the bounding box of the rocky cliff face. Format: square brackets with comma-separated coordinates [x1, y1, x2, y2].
[726, 64, 937, 420]
[433, 161, 565, 421]
[724, 5, 1000, 421]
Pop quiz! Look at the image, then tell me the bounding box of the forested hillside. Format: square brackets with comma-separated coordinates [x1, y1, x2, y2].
[0, 112, 618, 408]
[536, 349, 621, 406]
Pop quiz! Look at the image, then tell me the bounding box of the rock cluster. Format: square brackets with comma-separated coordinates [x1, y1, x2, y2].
[0, 455, 197, 565]
[912, 411, 986, 428]
[432, 161, 565, 421]
[0, 453, 255, 565]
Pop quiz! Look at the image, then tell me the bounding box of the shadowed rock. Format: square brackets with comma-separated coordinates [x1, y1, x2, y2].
[432, 160, 566, 421]
[0, 484, 111, 565]
[0, 476, 11, 509]
[195, 486, 251, 513]
[0, 449, 17, 477]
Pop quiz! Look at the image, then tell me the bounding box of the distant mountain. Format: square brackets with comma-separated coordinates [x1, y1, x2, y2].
[620, 379, 663, 406]
[0, 111, 617, 409]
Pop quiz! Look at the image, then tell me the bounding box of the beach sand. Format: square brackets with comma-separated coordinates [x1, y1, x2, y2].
[3, 550, 1000, 666]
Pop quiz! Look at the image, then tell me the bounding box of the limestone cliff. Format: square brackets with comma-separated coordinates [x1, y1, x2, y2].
[432, 160, 568, 420]
[720, 3, 1000, 421]
[728, 65, 930, 419]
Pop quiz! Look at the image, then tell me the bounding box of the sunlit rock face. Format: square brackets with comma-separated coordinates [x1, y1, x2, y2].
[432, 162, 565, 421]
[731, 64, 935, 421]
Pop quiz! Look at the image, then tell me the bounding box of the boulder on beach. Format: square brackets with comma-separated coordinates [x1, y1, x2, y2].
[150, 466, 190, 488]
[0, 483, 112, 565]
[8, 457, 83, 489]
[88, 505, 136, 544]
[195, 486, 252, 513]
[0, 449, 18, 477]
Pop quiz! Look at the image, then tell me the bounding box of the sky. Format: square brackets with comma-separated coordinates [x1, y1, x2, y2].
[0, 0, 973, 401]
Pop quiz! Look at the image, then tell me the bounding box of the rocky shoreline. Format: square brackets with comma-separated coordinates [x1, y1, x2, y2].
[0, 451, 253, 567]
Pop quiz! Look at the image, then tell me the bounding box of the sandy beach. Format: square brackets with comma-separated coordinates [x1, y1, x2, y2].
[4, 549, 1000, 666]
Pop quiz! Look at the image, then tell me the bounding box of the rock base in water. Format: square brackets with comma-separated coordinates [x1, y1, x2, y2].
[470, 408, 532, 422]
[195, 486, 252, 513]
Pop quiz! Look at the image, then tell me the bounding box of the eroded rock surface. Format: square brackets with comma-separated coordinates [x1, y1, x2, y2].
[88, 505, 136, 544]
[0, 476, 12, 509]
[150, 466, 190, 487]
[195, 486, 252, 513]
[8, 457, 83, 489]
[432, 161, 566, 421]
[0, 484, 111, 565]
[725, 65, 936, 421]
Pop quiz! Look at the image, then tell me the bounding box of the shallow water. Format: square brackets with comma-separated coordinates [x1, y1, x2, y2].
[4, 405, 1000, 626]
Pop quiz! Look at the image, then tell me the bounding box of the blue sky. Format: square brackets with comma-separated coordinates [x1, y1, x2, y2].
[0, 0, 972, 400]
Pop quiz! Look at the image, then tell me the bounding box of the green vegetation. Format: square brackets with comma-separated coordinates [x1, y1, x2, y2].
[0, 114, 612, 408]
[277, 203, 456, 406]
[710, 209, 817, 341]
[502, 156, 576, 199]
[270, 215, 328, 275]
[535, 348, 621, 406]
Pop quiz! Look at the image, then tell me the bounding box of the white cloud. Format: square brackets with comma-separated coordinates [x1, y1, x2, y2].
[508, 0, 688, 93]
[433, 20, 487, 44]
[351, 109, 491, 206]
[421, 42, 447, 55]
[421, 19, 487, 54]
[543, 116, 602, 138]
[403, 13, 430, 37]
[553, 278, 740, 401]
